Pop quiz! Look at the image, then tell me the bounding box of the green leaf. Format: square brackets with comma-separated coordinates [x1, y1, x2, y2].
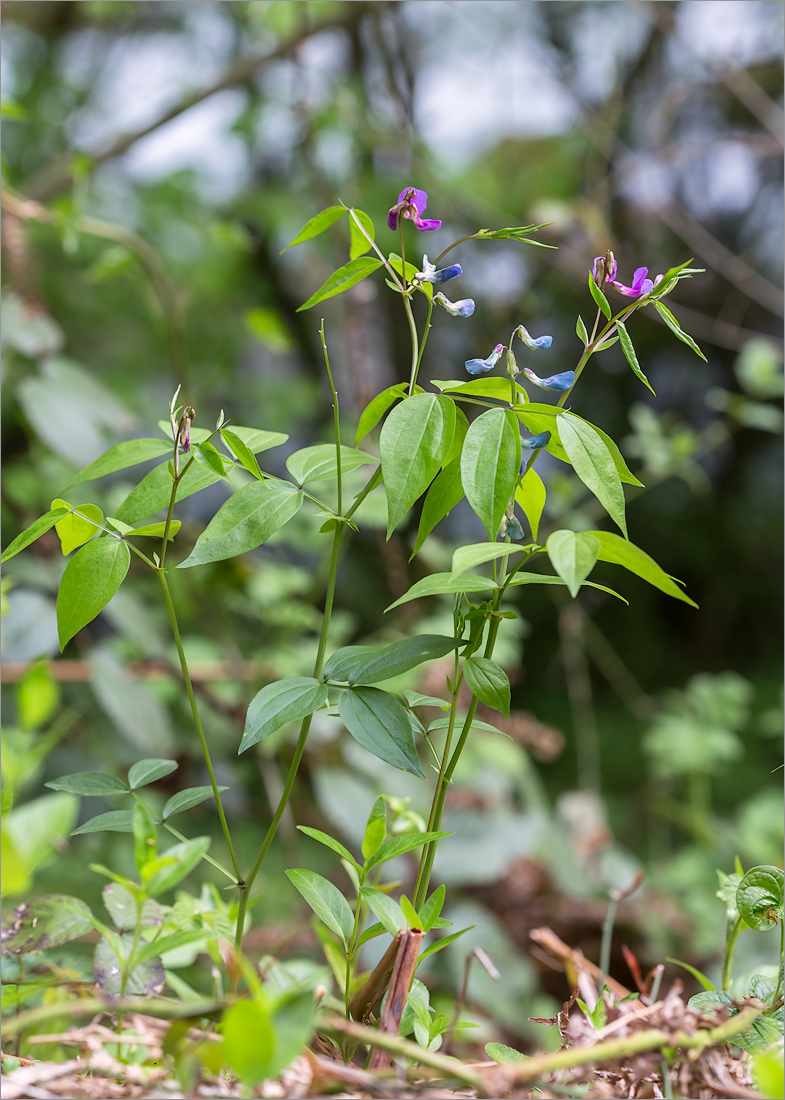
[380, 393, 456, 538]
[366, 830, 452, 871]
[360, 886, 407, 936]
[102, 883, 162, 931]
[419, 885, 446, 933]
[281, 205, 347, 251]
[286, 868, 354, 947]
[57, 538, 130, 650]
[323, 635, 465, 685]
[297, 826, 361, 871]
[240, 677, 328, 753]
[588, 270, 611, 319]
[114, 460, 221, 524]
[586, 529, 698, 607]
[143, 837, 211, 897]
[178, 480, 303, 568]
[94, 934, 164, 997]
[195, 440, 230, 478]
[417, 924, 475, 963]
[515, 467, 546, 540]
[45, 772, 129, 796]
[411, 458, 465, 558]
[67, 439, 172, 487]
[52, 500, 104, 554]
[0, 895, 93, 955]
[452, 541, 531, 574]
[654, 301, 708, 361]
[134, 928, 210, 966]
[386, 571, 498, 612]
[286, 444, 377, 486]
[297, 256, 383, 311]
[338, 686, 424, 777]
[221, 429, 264, 481]
[434, 377, 528, 401]
[355, 383, 409, 444]
[161, 785, 228, 820]
[504, 570, 628, 602]
[558, 413, 627, 536]
[582, 420, 644, 488]
[666, 957, 716, 992]
[349, 208, 375, 259]
[72, 810, 135, 835]
[387, 253, 433, 298]
[474, 224, 552, 244]
[361, 798, 387, 861]
[576, 315, 589, 346]
[1, 507, 69, 563]
[128, 759, 179, 790]
[486, 1041, 527, 1065]
[460, 409, 521, 540]
[400, 894, 421, 929]
[134, 801, 158, 875]
[737, 865, 784, 930]
[616, 320, 655, 394]
[463, 656, 511, 717]
[546, 530, 601, 598]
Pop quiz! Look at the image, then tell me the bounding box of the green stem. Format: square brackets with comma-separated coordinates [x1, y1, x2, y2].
[156, 569, 241, 883]
[235, 524, 345, 947]
[432, 235, 477, 266]
[320, 320, 342, 515]
[722, 915, 744, 990]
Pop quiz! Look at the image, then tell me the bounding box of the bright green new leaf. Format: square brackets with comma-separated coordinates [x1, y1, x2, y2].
[1, 507, 69, 563]
[355, 382, 409, 444]
[297, 826, 361, 871]
[52, 500, 104, 555]
[399, 894, 421, 929]
[161, 785, 228, 820]
[349, 208, 375, 259]
[452, 541, 531, 574]
[241, 677, 328, 753]
[338, 686, 424, 776]
[286, 444, 377, 485]
[486, 1042, 527, 1065]
[221, 429, 265, 481]
[281, 204, 346, 251]
[380, 392, 455, 538]
[515, 467, 546, 540]
[360, 886, 407, 936]
[588, 270, 612, 318]
[585, 529, 698, 606]
[504, 570, 628, 602]
[616, 320, 655, 394]
[366, 830, 452, 871]
[67, 439, 172, 487]
[107, 518, 181, 540]
[45, 772, 129, 796]
[546, 530, 601, 598]
[128, 758, 179, 790]
[386, 571, 498, 612]
[410, 459, 465, 558]
[736, 865, 784, 930]
[417, 924, 474, 963]
[323, 634, 465, 685]
[17, 663, 60, 731]
[361, 797, 387, 861]
[460, 409, 521, 540]
[418, 885, 446, 933]
[178, 480, 303, 568]
[558, 413, 627, 537]
[463, 656, 511, 717]
[434, 377, 528, 401]
[195, 441, 230, 478]
[57, 537, 130, 650]
[286, 868, 354, 947]
[297, 256, 383, 311]
[134, 802, 158, 876]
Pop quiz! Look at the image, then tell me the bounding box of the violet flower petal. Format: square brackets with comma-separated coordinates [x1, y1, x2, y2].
[434, 292, 475, 317]
[465, 343, 505, 375]
[522, 367, 575, 391]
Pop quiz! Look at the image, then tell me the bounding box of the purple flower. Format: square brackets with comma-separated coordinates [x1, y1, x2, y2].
[522, 367, 575, 391]
[521, 431, 551, 451]
[465, 343, 505, 376]
[612, 266, 654, 298]
[592, 252, 617, 288]
[434, 291, 475, 317]
[415, 254, 462, 284]
[387, 187, 442, 232]
[516, 324, 553, 350]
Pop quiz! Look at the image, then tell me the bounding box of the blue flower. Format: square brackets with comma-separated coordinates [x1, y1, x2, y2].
[522, 367, 575, 391]
[504, 515, 525, 541]
[465, 343, 505, 375]
[434, 291, 475, 317]
[387, 187, 442, 232]
[416, 255, 463, 284]
[516, 324, 553, 350]
[521, 431, 551, 451]
[612, 266, 654, 298]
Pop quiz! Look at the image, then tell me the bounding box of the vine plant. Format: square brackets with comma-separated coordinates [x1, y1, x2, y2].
[2, 185, 707, 1059]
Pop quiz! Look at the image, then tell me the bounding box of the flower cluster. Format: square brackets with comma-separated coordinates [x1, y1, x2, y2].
[387, 188, 441, 232]
[593, 251, 656, 299]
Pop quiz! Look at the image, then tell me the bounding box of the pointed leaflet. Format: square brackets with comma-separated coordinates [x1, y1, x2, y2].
[616, 321, 655, 394]
[1, 507, 69, 562]
[462, 657, 510, 717]
[323, 635, 464, 685]
[128, 759, 179, 790]
[286, 868, 354, 947]
[281, 205, 347, 252]
[67, 439, 172, 488]
[504, 570, 628, 602]
[546, 530, 601, 597]
[585, 529, 698, 607]
[588, 270, 612, 319]
[452, 542, 531, 574]
[460, 408, 521, 540]
[355, 383, 409, 445]
[516, 467, 546, 541]
[348, 208, 375, 260]
[221, 429, 265, 482]
[57, 537, 130, 650]
[297, 826, 361, 871]
[654, 301, 708, 361]
[46, 772, 128, 796]
[411, 459, 465, 557]
[380, 393, 456, 538]
[297, 257, 383, 312]
[240, 678, 328, 753]
[286, 444, 376, 486]
[162, 785, 229, 820]
[115, 460, 222, 524]
[386, 571, 498, 611]
[338, 686, 424, 777]
[557, 413, 627, 537]
[179, 480, 303, 568]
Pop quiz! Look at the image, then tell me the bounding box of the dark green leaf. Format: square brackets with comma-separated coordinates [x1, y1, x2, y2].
[178, 480, 303, 568]
[161, 786, 228, 820]
[460, 409, 521, 540]
[338, 687, 424, 776]
[72, 810, 135, 835]
[67, 439, 172, 488]
[57, 538, 130, 650]
[286, 444, 377, 486]
[0, 895, 93, 955]
[366, 830, 452, 871]
[588, 270, 612, 319]
[45, 772, 129, 796]
[558, 414, 627, 536]
[586, 529, 698, 607]
[654, 301, 707, 361]
[355, 383, 409, 445]
[411, 458, 465, 558]
[737, 865, 784, 930]
[297, 257, 383, 311]
[463, 656, 511, 717]
[240, 677, 328, 753]
[128, 758, 179, 790]
[281, 205, 347, 252]
[386, 572, 498, 612]
[546, 530, 601, 598]
[286, 868, 354, 947]
[615, 320, 655, 393]
[323, 634, 465, 685]
[380, 393, 456, 537]
[1, 507, 69, 563]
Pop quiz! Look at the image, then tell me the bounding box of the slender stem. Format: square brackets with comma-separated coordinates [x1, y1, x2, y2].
[347, 207, 405, 291]
[721, 916, 744, 990]
[432, 235, 477, 266]
[413, 296, 434, 380]
[235, 524, 345, 947]
[157, 570, 241, 881]
[404, 294, 421, 396]
[320, 320, 342, 515]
